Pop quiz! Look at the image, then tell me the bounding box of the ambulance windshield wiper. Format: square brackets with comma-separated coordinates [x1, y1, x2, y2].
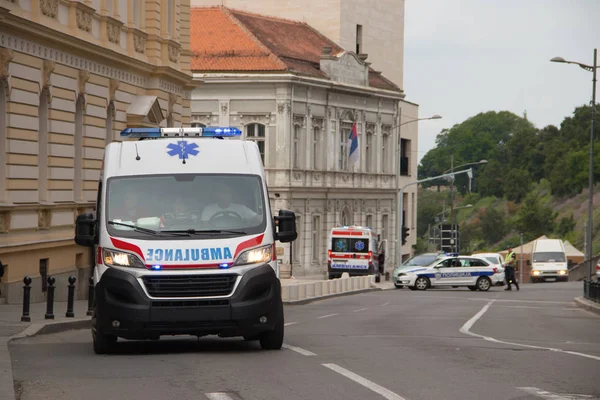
[108, 221, 191, 237]
[161, 229, 248, 235]
[108, 221, 158, 235]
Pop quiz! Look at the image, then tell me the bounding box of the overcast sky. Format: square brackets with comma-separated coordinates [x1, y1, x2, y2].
[403, 0, 599, 164]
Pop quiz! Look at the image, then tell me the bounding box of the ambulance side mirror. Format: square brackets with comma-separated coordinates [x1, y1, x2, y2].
[274, 210, 297, 243]
[74, 213, 97, 248]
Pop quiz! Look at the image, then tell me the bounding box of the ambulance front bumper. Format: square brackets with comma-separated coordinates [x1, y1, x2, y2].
[94, 264, 281, 340]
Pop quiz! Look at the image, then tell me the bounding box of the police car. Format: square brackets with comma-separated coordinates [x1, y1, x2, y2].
[395, 255, 503, 291]
[74, 127, 297, 354]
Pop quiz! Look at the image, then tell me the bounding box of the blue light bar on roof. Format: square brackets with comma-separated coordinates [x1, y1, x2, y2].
[120, 127, 242, 138]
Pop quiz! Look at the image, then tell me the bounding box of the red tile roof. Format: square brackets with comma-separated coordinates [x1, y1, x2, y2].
[190, 7, 401, 92]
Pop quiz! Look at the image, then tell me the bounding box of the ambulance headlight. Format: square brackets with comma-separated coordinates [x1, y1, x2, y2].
[233, 245, 272, 266]
[103, 249, 145, 269]
[532, 270, 541, 276]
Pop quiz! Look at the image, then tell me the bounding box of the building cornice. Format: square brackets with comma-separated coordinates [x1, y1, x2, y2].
[1, 14, 192, 88]
[192, 72, 406, 100]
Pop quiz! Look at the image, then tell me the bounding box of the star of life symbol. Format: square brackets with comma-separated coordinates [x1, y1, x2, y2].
[166, 140, 199, 159]
[354, 240, 365, 251]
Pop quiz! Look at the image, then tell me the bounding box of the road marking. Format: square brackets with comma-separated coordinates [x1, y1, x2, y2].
[353, 307, 369, 312]
[461, 301, 600, 362]
[205, 393, 239, 400]
[317, 313, 339, 319]
[494, 305, 581, 310]
[322, 363, 407, 400]
[468, 298, 572, 304]
[380, 302, 390, 307]
[517, 386, 597, 399]
[284, 322, 297, 326]
[282, 343, 317, 356]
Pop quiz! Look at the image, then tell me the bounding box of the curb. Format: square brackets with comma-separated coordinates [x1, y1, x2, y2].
[574, 297, 600, 316]
[283, 287, 384, 305]
[1, 317, 91, 400]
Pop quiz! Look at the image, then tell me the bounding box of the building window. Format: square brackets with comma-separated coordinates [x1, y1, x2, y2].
[400, 138, 409, 176]
[293, 124, 300, 169]
[0, 81, 6, 203]
[313, 126, 320, 170]
[132, 0, 141, 27]
[382, 133, 389, 173]
[366, 215, 373, 229]
[312, 215, 321, 261]
[191, 122, 205, 128]
[339, 123, 352, 171]
[356, 24, 363, 54]
[74, 96, 84, 202]
[167, 0, 174, 37]
[106, 101, 114, 145]
[382, 214, 388, 241]
[39, 88, 50, 202]
[366, 131, 373, 172]
[246, 123, 265, 165]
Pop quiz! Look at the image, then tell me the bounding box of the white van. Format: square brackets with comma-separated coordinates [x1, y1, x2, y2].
[527, 238, 568, 282]
[74, 127, 297, 354]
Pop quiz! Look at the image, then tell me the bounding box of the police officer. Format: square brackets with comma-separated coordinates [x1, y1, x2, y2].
[504, 248, 520, 291]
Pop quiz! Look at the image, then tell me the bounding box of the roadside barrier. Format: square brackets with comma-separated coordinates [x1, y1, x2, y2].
[86, 276, 94, 316]
[44, 276, 56, 320]
[21, 276, 32, 322]
[65, 276, 76, 318]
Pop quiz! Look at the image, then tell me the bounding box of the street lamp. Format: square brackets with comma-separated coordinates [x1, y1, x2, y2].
[551, 49, 598, 288]
[393, 114, 442, 273]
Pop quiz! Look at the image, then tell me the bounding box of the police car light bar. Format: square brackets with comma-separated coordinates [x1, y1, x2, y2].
[120, 127, 242, 138]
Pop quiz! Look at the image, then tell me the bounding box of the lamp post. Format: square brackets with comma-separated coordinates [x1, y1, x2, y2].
[551, 49, 598, 289]
[443, 159, 488, 253]
[396, 168, 473, 268]
[392, 114, 442, 271]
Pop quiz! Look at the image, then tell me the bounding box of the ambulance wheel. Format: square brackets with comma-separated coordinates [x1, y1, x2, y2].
[468, 286, 478, 291]
[259, 301, 284, 350]
[476, 277, 492, 292]
[414, 276, 430, 291]
[91, 309, 117, 354]
[394, 284, 403, 289]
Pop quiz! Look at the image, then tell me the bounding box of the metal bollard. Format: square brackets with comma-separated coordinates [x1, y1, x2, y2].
[45, 276, 55, 320]
[86, 276, 94, 316]
[21, 276, 32, 322]
[65, 276, 76, 318]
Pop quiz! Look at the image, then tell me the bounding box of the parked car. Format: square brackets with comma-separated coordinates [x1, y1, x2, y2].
[392, 253, 443, 289]
[471, 252, 505, 286]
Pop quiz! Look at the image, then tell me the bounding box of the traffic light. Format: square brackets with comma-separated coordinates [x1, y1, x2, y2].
[402, 225, 410, 245]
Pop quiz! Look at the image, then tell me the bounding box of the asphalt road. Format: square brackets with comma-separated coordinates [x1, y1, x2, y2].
[9, 282, 600, 400]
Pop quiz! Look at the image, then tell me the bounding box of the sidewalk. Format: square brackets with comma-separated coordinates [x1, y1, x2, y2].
[574, 297, 600, 316]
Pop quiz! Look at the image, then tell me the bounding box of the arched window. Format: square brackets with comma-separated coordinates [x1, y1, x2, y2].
[0, 80, 7, 203]
[246, 123, 265, 164]
[38, 88, 50, 202]
[74, 95, 84, 202]
[381, 132, 389, 173]
[340, 206, 352, 227]
[106, 101, 115, 145]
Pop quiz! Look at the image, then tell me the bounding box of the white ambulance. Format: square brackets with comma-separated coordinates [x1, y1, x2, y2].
[327, 226, 384, 279]
[74, 127, 297, 354]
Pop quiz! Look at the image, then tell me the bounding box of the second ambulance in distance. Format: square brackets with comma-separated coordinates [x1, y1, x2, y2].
[74, 127, 297, 354]
[327, 226, 385, 279]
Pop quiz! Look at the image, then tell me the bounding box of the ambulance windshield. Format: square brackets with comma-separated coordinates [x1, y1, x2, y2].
[105, 173, 267, 239]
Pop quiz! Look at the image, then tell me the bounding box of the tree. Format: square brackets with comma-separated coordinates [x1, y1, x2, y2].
[479, 207, 506, 245]
[515, 192, 555, 241]
[556, 215, 575, 237]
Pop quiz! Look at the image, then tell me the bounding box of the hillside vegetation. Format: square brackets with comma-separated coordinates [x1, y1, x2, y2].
[416, 104, 600, 255]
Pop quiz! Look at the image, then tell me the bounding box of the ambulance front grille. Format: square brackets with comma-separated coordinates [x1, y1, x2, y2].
[142, 274, 237, 298]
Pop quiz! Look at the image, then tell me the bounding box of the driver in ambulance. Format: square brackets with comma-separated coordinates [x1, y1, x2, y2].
[201, 183, 260, 224]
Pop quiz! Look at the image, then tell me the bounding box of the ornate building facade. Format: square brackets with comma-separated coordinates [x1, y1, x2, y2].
[189, 7, 419, 278]
[0, 0, 193, 303]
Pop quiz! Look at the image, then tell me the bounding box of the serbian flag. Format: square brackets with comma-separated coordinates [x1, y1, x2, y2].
[347, 122, 360, 167]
